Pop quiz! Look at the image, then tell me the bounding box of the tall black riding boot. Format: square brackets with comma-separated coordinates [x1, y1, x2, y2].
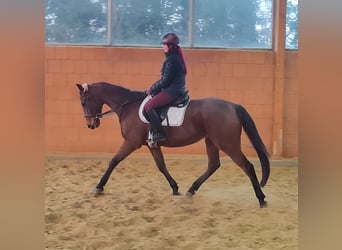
[146, 109, 166, 143]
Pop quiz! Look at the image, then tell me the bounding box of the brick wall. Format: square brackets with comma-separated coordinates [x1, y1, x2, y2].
[45, 46, 298, 157]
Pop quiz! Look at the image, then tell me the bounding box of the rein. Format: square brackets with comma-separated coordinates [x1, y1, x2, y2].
[84, 109, 113, 119]
[83, 88, 146, 119]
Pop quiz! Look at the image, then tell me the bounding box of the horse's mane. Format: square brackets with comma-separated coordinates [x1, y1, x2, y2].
[92, 82, 147, 104]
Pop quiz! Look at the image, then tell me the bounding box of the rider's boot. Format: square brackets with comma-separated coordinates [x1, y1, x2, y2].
[146, 109, 166, 143]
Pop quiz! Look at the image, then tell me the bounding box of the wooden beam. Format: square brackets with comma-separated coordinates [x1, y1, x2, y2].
[272, 0, 287, 157]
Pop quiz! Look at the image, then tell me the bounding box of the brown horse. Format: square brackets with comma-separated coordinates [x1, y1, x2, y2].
[76, 82, 270, 207]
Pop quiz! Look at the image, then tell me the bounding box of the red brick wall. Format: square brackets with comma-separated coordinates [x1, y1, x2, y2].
[45, 46, 298, 157]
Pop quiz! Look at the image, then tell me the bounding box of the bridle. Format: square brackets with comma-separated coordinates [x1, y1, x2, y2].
[81, 91, 113, 119]
[80, 85, 144, 120]
[84, 109, 113, 119]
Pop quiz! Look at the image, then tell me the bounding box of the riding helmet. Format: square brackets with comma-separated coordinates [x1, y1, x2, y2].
[161, 33, 179, 46]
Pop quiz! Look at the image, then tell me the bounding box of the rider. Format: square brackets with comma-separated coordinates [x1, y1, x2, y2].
[144, 32, 188, 144]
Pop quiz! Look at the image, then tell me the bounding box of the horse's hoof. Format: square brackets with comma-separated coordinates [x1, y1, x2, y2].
[92, 187, 104, 195]
[173, 191, 181, 196]
[260, 200, 268, 208]
[186, 192, 194, 197]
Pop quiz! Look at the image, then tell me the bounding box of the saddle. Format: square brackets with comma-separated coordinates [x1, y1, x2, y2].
[139, 91, 190, 127]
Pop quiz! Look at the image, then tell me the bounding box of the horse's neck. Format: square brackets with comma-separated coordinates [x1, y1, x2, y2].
[102, 97, 123, 115]
[99, 85, 145, 114]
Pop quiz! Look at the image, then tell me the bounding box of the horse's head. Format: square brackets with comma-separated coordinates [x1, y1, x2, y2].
[76, 83, 102, 129]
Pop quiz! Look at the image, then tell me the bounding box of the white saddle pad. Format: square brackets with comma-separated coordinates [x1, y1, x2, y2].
[138, 95, 189, 127]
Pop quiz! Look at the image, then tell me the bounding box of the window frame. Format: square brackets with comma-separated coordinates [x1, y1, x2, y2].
[45, 0, 297, 50]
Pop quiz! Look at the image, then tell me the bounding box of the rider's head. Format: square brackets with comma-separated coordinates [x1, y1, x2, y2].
[161, 32, 186, 73]
[161, 33, 179, 47]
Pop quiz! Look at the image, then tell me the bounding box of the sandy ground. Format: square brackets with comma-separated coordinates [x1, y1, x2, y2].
[45, 153, 298, 250]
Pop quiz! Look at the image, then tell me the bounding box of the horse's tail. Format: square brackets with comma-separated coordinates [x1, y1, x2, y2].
[234, 104, 270, 187]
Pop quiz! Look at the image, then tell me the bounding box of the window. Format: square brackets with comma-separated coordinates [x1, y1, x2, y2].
[45, 0, 108, 44]
[286, 0, 298, 49]
[45, 0, 275, 49]
[111, 0, 189, 46]
[193, 0, 273, 49]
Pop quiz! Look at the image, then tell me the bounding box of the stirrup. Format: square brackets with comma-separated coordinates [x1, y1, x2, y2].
[146, 131, 165, 148]
[153, 133, 166, 142]
[146, 139, 159, 148]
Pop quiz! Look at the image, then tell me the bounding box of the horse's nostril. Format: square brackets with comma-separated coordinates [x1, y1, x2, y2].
[87, 124, 96, 129]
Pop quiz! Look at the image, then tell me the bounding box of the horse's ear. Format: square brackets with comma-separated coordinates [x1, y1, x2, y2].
[76, 83, 84, 92]
[76, 83, 88, 92]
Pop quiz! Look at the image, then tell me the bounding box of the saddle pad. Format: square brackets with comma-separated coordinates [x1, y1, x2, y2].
[138, 95, 189, 127]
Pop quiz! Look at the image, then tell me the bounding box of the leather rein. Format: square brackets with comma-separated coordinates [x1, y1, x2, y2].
[84, 109, 113, 119]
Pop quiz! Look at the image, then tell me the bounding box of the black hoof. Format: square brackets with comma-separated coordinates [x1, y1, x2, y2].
[259, 200, 267, 208]
[186, 191, 194, 197]
[92, 187, 104, 195]
[173, 191, 181, 196]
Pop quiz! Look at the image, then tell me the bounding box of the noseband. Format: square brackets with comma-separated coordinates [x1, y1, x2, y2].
[84, 110, 113, 119]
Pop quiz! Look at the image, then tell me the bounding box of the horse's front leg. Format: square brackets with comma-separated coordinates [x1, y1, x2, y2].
[93, 141, 137, 195]
[149, 147, 180, 195]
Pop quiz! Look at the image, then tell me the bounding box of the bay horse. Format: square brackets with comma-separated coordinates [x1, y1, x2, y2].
[76, 82, 270, 207]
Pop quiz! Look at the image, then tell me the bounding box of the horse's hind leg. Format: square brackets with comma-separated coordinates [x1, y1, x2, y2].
[224, 148, 267, 207]
[149, 147, 180, 195]
[187, 138, 221, 195]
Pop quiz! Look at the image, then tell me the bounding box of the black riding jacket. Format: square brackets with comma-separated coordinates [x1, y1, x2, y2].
[149, 50, 186, 99]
